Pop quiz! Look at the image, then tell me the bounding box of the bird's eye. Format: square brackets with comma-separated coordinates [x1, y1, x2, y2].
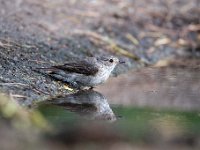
[109, 59, 114, 63]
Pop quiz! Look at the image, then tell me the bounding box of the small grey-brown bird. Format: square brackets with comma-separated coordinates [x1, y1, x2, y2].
[42, 89, 116, 121]
[37, 56, 124, 89]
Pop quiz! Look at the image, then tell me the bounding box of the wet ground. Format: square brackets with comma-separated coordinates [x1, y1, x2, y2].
[0, 0, 200, 150]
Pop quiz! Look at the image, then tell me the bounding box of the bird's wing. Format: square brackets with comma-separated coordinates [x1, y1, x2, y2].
[52, 60, 99, 76]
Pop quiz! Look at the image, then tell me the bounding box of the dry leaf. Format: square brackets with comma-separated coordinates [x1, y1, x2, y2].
[63, 85, 74, 91]
[178, 39, 189, 46]
[154, 59, 170, 67]
[154, 38, 171, 46]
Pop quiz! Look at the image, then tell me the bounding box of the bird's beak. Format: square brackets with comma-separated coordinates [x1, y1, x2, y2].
[119, 60, 125, 64]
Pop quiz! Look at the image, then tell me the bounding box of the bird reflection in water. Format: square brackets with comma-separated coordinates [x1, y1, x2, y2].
[41, 89, 116, 121]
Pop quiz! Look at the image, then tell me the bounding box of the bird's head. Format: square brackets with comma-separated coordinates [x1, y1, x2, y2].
[97, 55, 125, 69]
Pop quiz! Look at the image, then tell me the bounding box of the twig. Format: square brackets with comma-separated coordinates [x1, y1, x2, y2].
[0, 40, 13, 48]
[0, 82, 28, 86]
[28, 60, 50, 64]
[11, 94, 28, 99]
[0, 38, 36, 49]
[125, 33, 139, 45]
[32, 86, 50, 95]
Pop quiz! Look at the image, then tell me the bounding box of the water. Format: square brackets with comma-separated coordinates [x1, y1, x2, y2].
[37, 89, 200, 146]
[97, 67, 200, 110]
[35, 63, 200, 148]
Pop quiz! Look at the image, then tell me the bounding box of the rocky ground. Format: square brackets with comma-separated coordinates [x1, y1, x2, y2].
[0, 0, 199, 105]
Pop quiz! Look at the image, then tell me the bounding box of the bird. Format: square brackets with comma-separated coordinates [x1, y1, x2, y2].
[37, 55, 124, 90]
[41, 89, 116, 121]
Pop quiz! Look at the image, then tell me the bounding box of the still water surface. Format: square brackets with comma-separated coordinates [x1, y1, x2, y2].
[37, 88, 200, 146]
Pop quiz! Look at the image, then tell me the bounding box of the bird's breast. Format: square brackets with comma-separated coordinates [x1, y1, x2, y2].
[91, 69, 111, 85]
